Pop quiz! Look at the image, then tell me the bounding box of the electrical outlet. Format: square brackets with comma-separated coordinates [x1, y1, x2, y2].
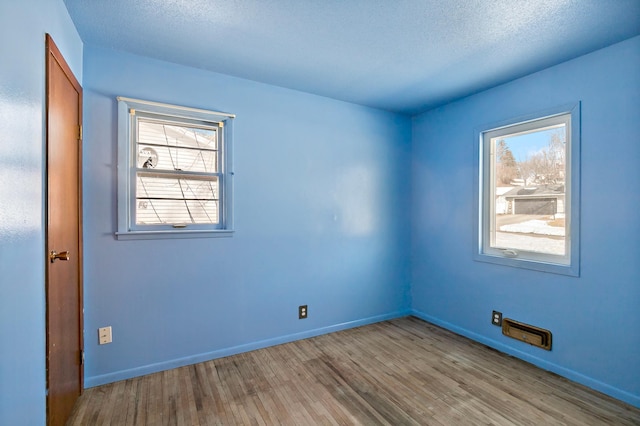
[98, 326, 112, 344]
[492, 311, 502, 327]
[298, 305, 308, 319]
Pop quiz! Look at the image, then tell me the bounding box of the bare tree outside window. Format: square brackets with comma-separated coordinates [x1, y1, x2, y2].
[515, 130, 565, 186]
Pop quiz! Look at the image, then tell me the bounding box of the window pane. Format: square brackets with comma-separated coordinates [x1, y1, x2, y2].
[491, 125, 566, 256]
[136, 174, 219, 224]
[137, 120, 218, 173]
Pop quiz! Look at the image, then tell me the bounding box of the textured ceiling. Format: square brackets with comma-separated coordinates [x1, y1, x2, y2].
[64, 0, 640, 114]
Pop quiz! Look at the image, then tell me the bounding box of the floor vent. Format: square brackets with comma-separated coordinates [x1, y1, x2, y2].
[502, 318, 552, 350]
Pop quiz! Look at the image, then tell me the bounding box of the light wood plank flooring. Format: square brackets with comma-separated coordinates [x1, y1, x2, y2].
[68, 317, 640, 425]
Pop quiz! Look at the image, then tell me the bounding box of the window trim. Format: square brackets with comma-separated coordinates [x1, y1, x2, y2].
[116, 97, 235, 240]
[473, 103, 581, 276]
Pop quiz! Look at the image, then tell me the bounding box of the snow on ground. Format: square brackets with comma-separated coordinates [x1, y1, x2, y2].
[495, 232, 565, 255]
[499, 219, 565, 237]
[495, 214, 566, 255]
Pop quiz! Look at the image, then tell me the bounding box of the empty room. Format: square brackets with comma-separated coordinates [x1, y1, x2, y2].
[1, 1, 639, 425]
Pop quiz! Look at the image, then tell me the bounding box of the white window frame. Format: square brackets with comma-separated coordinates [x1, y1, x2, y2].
[474, 103, 580, 276]
[116, 97, 235, 240]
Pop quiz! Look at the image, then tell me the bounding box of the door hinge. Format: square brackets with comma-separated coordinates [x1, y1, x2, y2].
[80, 349, 84, 365]
[78, 125, 83, 141]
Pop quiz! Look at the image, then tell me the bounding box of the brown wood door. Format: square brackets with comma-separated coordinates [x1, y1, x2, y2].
[45, 34, 83, 426]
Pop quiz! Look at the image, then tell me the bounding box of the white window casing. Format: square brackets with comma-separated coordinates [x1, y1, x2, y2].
[116, 97, 235, 240]
[474, 103, 580, 276]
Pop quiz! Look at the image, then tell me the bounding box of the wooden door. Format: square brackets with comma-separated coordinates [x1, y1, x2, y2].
[45, 34, 83, 426]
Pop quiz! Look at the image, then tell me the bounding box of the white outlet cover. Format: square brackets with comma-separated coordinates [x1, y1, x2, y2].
[98, 326, 112, 344]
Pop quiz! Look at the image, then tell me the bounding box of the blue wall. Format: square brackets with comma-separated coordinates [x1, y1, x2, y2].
[2, 3, 638, 421]
[82, 46, 412, 386]
[411, 36, 640, 407]
[0, 0, 83, 424]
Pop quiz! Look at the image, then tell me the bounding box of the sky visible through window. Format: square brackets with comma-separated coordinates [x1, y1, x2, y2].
[504, 128, 561, 162]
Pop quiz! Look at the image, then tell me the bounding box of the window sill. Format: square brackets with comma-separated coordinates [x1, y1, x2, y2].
[115, 229, 234, 240]
[473, 252, 579, 277]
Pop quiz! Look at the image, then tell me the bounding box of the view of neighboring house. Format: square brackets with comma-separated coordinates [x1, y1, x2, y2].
[502, 184, 565, 216]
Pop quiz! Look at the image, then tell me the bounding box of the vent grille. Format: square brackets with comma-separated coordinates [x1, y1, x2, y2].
[502, 318, 552, 350]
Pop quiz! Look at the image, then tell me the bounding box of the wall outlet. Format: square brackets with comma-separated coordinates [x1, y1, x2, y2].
[98, 326, 112, 344]
[298, 305, 308, 319]
[492, 311, 503, 326]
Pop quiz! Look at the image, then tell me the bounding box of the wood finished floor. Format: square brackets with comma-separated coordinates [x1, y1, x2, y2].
[68, 317, 640, 425]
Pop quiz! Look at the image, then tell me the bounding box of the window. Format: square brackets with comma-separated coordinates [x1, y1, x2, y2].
[116, 97, 234, 239]
[475, 103, 580, 276]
